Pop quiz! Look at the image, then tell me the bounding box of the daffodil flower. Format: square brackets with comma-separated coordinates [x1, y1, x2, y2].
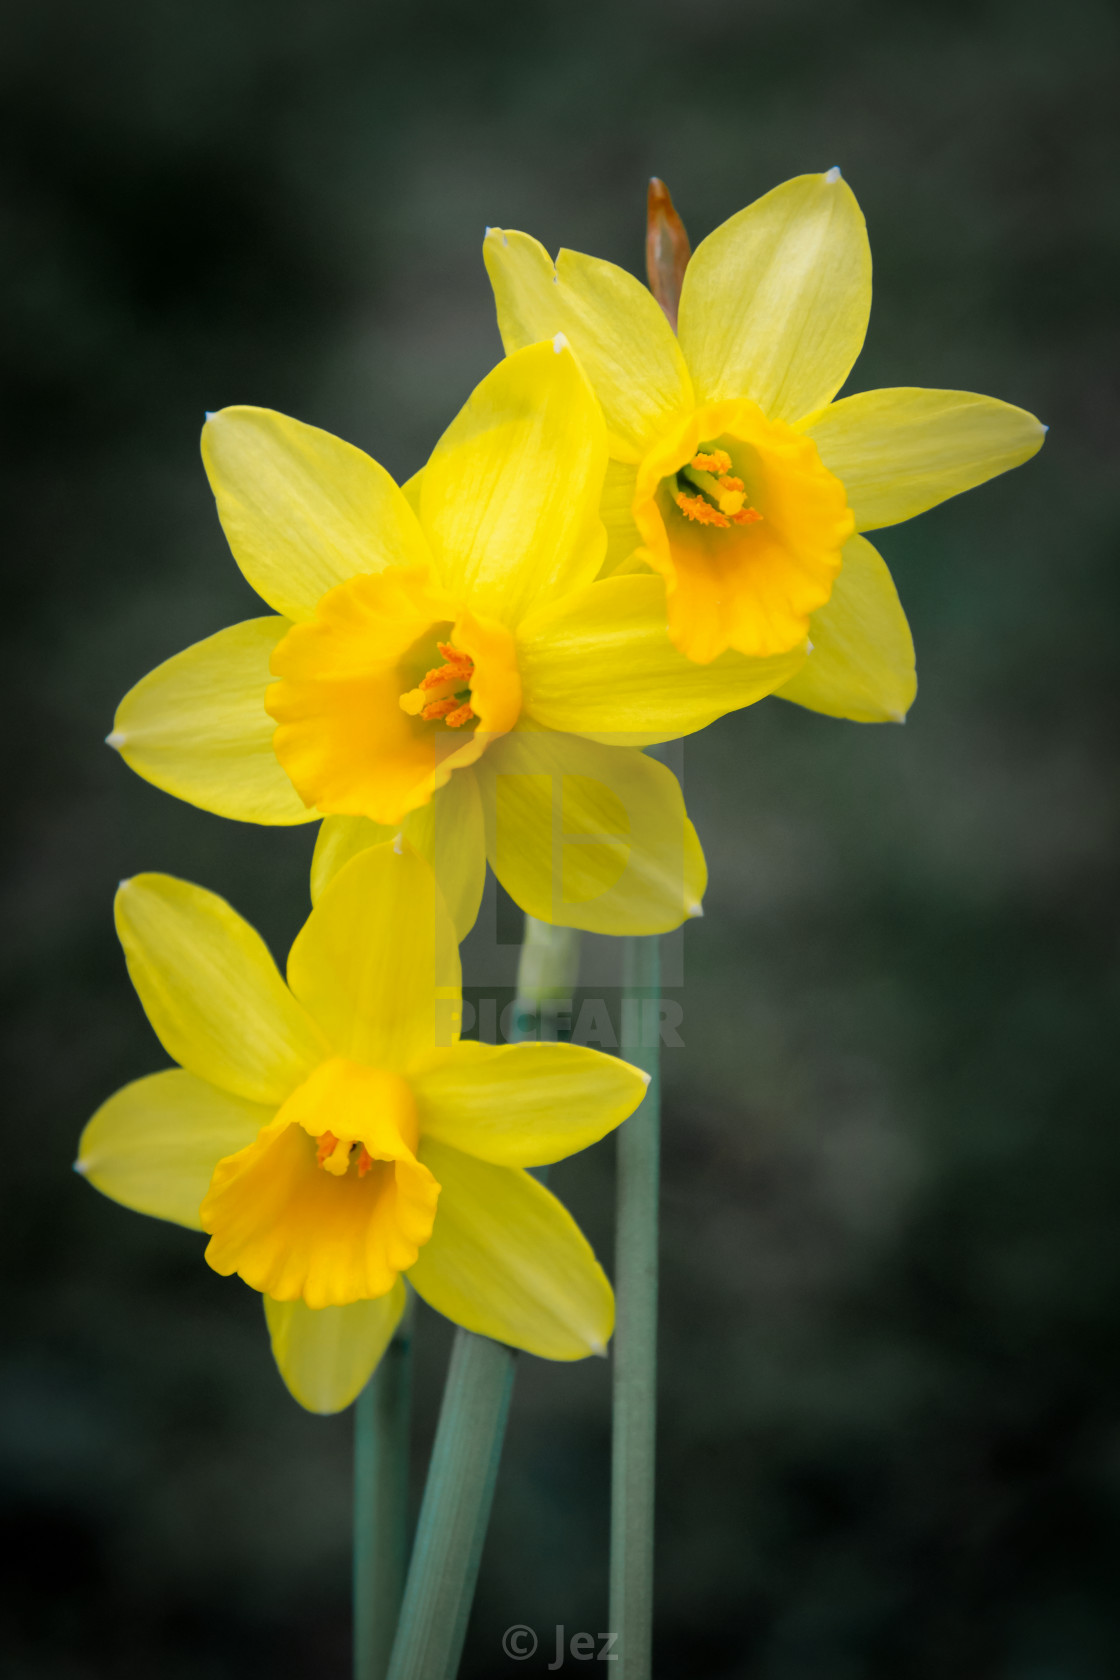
[110, 341, 808, 938]
[484, 170, 1046, 714]
[76, 842, 648, 1413]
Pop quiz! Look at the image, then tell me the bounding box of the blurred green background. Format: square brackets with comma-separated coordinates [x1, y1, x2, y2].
[3, 0, 1118, 1674]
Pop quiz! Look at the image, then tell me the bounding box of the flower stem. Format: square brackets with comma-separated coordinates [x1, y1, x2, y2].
[610, 933, 661, 1678]
[385, 914, 579, 1680]
[385, 1329, 515, 1680]
[354, 1295, 415, 1680]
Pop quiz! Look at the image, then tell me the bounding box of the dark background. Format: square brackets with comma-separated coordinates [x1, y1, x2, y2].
[3, 0, 1118, 1674]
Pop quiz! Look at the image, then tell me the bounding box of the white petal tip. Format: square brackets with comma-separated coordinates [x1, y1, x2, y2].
[484, 225, 492, 236]
[1041, 423, 1050, 433]
[639, 1069, 652, 1087]
[589, 1341, 608, 1359]
[687, 901, 704, 919]
[805, 640, 815, 656]
[889, 711, 907, 725]
[105, 730, 126, 750]
[552, 331, 569, 353]
[824, 166, 842, 183]
[392, 832, 404, 855]
[204, 411, 218, 422]
[117, 877, 132, 892]
[72, 1158, 89, 1175]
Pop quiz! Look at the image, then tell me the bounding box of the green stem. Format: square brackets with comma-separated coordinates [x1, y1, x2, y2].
[385, 914, 579, 1680]
[610, 934, 661, 1679]
[354, 1296, 415, 1680]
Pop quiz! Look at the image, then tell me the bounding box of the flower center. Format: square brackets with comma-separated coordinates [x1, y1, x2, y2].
[266, 572, 521, 827]
[398, 640, 476, 730]
[315, 1131, 376, 1177]
[199, 1057, 439, 1309]
[673, 447, 763, 530]
[632, 399, 855, 662]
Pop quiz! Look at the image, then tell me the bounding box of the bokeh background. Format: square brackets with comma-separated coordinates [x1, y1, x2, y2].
[3, 0, 1118, 1674]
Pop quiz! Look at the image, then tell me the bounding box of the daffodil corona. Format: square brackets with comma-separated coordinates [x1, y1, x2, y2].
[485, 170, 1046, 709]
[76, 842, 648, 1412]
[108, 341, 816, 940]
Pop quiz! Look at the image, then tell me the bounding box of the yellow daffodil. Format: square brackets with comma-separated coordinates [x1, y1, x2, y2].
[484, 170, 1046, 715]
[108, 341, 811, 938]
[77, 841, 648, 1413]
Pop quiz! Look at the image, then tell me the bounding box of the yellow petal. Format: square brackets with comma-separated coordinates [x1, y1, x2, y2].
[401, 769, 487, 943]
[115, 875, 327, 1105]
[773, 534, 916, 722]
[678, 171, 871, 421]
[803, 387, 1046, 530]
[418, 341, 607, 626]
[202, 406, 431, 621]
[518, 574, 805, 741]
[598, 459, 643, 576]
[310, 815, 397, 904]
[400, 469, 423, 513]
[286, 841, 461, 1071]
[408, 1140, 613, 1359]
[309, 775, 487, 945]
[412, 1040, 647, 1166]
[77, 1069, 272, 1230]
[264, 1284, 406, 1414]
[478, 732, 707, 934]
[483, 229, 693, 461]
[111, 617, 313, 825]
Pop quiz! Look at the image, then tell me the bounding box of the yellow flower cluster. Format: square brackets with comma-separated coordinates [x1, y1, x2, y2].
[77, 171, 1043, 1412]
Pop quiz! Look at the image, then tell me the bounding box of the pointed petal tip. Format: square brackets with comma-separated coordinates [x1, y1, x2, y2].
[687, 901, 705, 919]
[105, 729, 126, 751]
[72, 1158, 88, 1175]
[824, 165, 842, 183]
[889, 710, 908, 725]
[116, 877, 133, 893]
[590, 1339, 609, 1359]
[392, 831, 404, 855]
[552, 331, 569, 354]
[1041, 422, 1050, 433]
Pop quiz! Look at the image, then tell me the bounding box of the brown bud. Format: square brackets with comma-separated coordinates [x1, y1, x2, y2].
[645, 177, 691, 333]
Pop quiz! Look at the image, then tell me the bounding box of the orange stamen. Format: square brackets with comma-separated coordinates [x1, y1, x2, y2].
[420, 661, 472, 691]
[732, 506, 763, 525]
[316, 1132, 377, 1178]
[401, 638, 477, 724]
[691, 449, 732, 475]
[418, 641, 474, 693]
[675, 489, 730, 528]
[419, 695, 461, 721]
[717, 474, 744, 493]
